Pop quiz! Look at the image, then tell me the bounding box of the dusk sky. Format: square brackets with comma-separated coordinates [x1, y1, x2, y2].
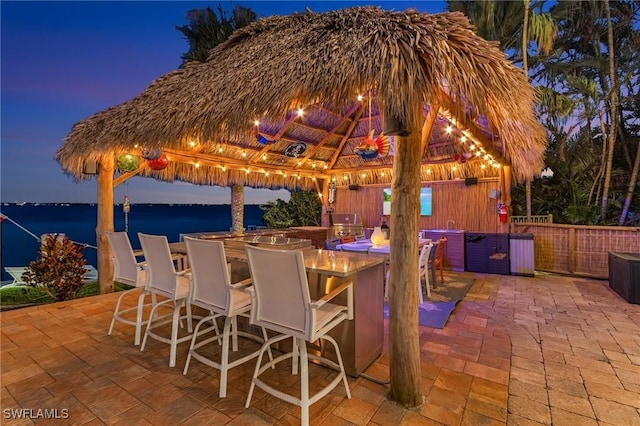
[1, 1, 445, 205]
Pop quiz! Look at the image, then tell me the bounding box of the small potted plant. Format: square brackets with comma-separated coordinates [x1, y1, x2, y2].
[22, 233, 88, 302]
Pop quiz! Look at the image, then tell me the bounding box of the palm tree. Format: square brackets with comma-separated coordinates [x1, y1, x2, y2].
[176, 4, 257, 232]
[448, 1, 556, 220]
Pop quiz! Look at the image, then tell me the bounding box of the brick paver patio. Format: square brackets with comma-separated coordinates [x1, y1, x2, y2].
[2, 272, 639, 425]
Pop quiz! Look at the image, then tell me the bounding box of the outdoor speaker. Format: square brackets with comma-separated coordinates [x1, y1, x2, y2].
[82, 160, 99, 175]
[348, 184, 359, 191]
[383, 114, 410, 136]
[465, 177, 478, 186]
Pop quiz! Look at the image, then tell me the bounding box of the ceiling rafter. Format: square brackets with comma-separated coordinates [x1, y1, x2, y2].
[250, 113, 299, 163]
[296, 102, 362, 168]
[328, 105, 366, 169]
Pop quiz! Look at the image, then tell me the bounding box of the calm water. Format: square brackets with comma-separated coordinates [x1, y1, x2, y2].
[0, 204, 266, 281]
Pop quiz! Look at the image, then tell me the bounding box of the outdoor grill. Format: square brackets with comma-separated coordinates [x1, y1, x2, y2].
[329, 213, 363, 238]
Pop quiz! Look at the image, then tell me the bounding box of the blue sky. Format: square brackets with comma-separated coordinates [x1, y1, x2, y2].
[1, 1, 446, 204]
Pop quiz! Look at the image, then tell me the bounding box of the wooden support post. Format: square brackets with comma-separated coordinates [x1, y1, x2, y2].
[388, 103, 427, 408]
[97, 154, 115, 294]
[230, 184, 244, 234]
[501, 165, 512, 233]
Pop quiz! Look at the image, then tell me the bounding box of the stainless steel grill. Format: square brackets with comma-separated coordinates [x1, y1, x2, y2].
[329, 213, 363, 238]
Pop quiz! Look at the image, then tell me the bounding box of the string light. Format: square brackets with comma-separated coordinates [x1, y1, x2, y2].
[445, 125, 453, 134]
[242, 151, 247, 157]
[323, 164, 328, 170]
[218, 146, 223, 153]
[262, 154, 267, 160]
[469, 144, 476, 150]
[245, 168, 250, 174]
[460, 136, 466, 143]
[254, 120, 260, 126]
[189, 141, 196, 147]
[297, 108, 304, 117]
[357, 94, 363, 101]
[194, 162, 200, 168]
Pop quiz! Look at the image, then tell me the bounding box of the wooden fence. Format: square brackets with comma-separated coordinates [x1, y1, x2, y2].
[510, 223, 640, 279]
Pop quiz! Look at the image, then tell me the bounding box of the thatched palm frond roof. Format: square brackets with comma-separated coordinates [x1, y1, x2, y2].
[56, 7, 546, 190]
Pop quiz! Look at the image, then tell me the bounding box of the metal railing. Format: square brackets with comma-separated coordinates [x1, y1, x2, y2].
[511, 214, 553, 224]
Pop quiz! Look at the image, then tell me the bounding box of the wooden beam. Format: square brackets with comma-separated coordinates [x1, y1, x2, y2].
[113, 163, 147, 187]
[250, 113, 299, 163]
[328, 105, 366, 169]
[437, 90, 510, 165]
[297, 102, 362, 167]
[420, 102, 440, 157]
[163, 148, 330, 179]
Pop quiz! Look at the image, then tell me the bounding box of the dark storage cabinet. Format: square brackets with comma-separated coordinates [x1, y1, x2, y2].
[608, 252, 640, 304]
[465, 233, 510, 275]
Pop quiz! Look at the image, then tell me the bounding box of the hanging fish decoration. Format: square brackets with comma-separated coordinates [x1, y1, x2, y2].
[354, 130, 380, 160]
[375, 133, 391, 157]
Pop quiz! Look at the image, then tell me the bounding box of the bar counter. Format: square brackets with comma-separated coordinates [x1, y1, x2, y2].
[169, 242, 386, 376]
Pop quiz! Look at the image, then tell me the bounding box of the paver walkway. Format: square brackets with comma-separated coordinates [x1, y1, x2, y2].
[1, 272, 639, 425]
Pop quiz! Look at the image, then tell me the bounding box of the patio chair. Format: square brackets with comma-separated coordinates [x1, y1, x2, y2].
[106, 231, 151, 345]
[4, 267, 27, 286]
[244, 245, 353, 426]
[432, 237, 447, 287]
[417, 243, 434, 303]
[138, 233, 193, 367]
[182, 237, 271, 398]
[324, 237, 341, 250]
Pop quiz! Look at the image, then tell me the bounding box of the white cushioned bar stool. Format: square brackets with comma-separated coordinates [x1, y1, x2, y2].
[105, 231, 151, 345]
[182, 237, 271, 398]
[138, 233, 193, 367]
[244, 245, 353, 426]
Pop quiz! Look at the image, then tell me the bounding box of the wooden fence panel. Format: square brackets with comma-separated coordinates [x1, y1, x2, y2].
[511, 223, 640, 278]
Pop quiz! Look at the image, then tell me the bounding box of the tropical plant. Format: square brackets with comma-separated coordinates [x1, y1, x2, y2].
[21, 234, 89, 302]
[260, 190, 322, 228]
[176, 4, 256, 65]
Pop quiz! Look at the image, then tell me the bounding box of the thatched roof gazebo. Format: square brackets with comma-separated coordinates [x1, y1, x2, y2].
[56, 7, 545, 406]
